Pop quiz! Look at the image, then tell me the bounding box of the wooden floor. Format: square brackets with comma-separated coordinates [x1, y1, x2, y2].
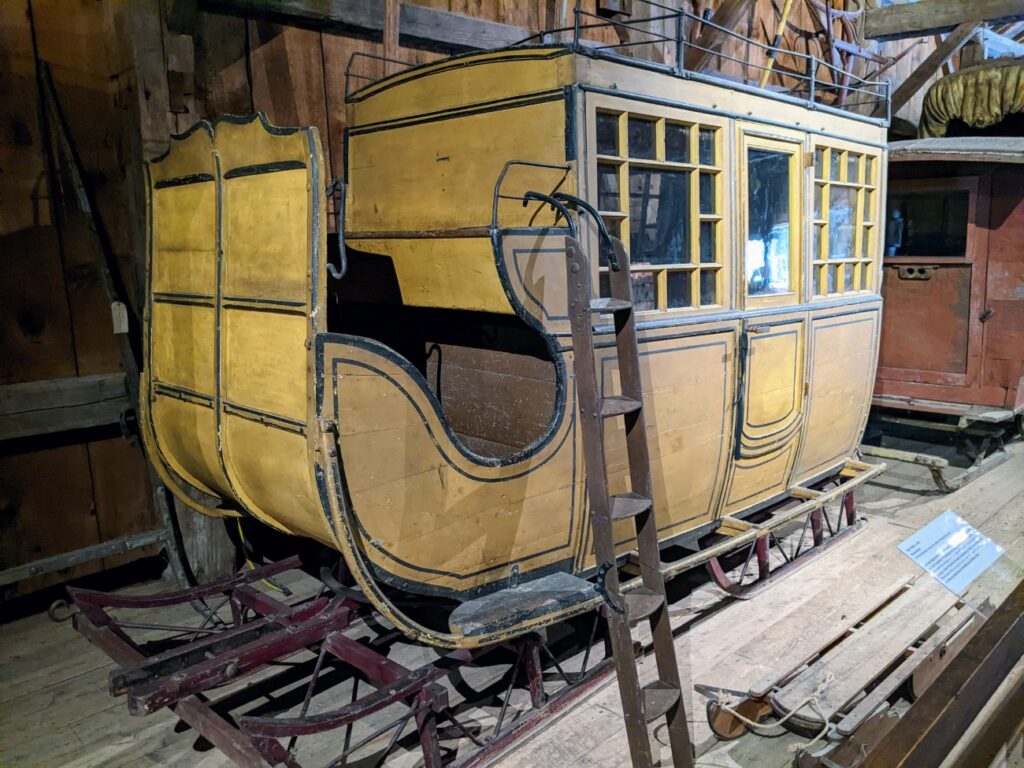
[0, 443, 1021, 768]
[508, 443, 1024, 768]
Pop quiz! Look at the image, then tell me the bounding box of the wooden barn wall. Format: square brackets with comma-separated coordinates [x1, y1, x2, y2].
[1, 0, 156, 596]
[1, 0, 933, 595]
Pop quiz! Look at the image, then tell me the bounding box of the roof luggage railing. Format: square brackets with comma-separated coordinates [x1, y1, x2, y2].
[345, 0, 890, 123]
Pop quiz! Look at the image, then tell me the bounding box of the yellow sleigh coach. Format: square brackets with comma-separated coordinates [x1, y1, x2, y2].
[139, 17, 888, 651]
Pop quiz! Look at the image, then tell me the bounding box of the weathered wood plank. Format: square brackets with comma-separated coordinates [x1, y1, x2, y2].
[0, 374, 129, 440]
[864, 0, 1024, 42]
[684, 0, 756, 72]
[0, 373, 126, 416]
[771, 578, 958, 724]
[203, 0, 528, 51]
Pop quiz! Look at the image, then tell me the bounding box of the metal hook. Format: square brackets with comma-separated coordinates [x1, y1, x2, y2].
[552, 192, 621, 272]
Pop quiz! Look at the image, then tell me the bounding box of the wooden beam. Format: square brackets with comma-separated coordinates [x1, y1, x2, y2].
[0, 373, 129, 441]
[383, 0, 400, 74]
[684, 0, 756, 72]
[878, 22, 981, 117]
[201, 0, 528, 52]
[864, 0, 1024, 42]
[976, 26, 1024, 57]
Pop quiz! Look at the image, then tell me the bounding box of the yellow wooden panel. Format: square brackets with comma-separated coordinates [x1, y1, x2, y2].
[601, 332, 735, 536]
[222, 308, 307, 421]
[351, 49, 571, 127]
[330, 342, 578, 594]
[151, 397, 230, 497]
[214, 116, 311, 171]
[354, 238, 514, 314]
[147, 124, 215, 183]
[744, 327, 801, 434]
[222, 416, 329, 540]
[150, 302, 216, 395]
[347, 100, 568, 232]
[724, 443, 798, 511]
[152, 184, 217, 296]
[793, 309, 879, 481]
[222, 170, 310, 303]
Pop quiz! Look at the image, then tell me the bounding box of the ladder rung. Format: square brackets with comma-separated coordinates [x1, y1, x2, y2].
[610, 492, 652, 520]
[600, 396, 642, 418]
[643, 682, 681, 723]
[624, 588, 664, 625]
[589, 297, 632, 313]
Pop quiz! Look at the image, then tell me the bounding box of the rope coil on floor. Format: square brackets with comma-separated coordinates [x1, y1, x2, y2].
[706, 671, 836, 751]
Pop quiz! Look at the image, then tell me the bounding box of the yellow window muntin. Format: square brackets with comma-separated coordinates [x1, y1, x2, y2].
[739, 129, 803, 309]
[592, 102, 727, 313]
[811, 139, 881, 297]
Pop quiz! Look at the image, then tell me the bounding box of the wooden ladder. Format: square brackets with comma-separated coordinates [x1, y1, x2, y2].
[563, 226, 695, 768]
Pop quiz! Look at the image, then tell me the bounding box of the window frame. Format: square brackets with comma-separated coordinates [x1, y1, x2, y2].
[739, 130, 803, 309]
[809, 139, 882, 298]
[588, 97, 731, 315]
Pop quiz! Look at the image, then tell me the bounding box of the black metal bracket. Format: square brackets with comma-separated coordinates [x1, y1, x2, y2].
[326, 179, 347, 280]
[594, 561, 625, 614]
[552, 192, 620, 272]
[522, 190, 578, 239]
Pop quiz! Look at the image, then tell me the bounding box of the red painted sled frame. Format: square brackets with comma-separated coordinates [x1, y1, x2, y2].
[69, 556, 612, 768]
[67, 461, 881, 767]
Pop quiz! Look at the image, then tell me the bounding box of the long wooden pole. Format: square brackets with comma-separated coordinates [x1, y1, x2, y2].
[758, 0, 796, 88]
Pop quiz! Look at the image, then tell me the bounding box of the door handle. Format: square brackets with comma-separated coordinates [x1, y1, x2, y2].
[980, 307, 995, 323]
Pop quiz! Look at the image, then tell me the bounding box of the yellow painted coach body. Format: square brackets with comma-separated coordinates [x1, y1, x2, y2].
[142, 47, 887, 641]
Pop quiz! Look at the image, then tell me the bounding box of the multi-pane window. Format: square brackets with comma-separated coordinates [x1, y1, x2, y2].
[594, 110, 723, 311]
[812, 146, 878, 294]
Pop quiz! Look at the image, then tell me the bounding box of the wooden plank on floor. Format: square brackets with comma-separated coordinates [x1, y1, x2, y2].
[770, 578, 958, 725]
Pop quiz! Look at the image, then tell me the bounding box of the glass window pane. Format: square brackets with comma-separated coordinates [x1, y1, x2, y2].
[814, 148, 825, 179]
[745, 148, 792, 296]
[860, 225, 872, 259]
[628, 168, 689, 265]
[698, 128, 716, 165]
[828, 186, 857, 259]
[860, 263, 870, 290]
[596, 112, 619, 156]
[628, 117, 656, 159]
[699, 221, 716, 263]
[847, 153, 861, 183]
[667, 271, 691, 308]
[631, 272, 657, 311]
[666, 123, 690, 162]
[843, 265, 855, 291]
[597, 163, 620, 211]
[830, 150, 841, 181]
[699, 172, 716, 214]
[812, 223, 823, 261]
[885, 189, 969, 257]
[700, 270, 717, 305]
[814, 264, 825, 295]
[813, 183, 824, 220]
[827, 264, 838, 293]
[863, 189, 873, 222]
[865, 156, 875, 185]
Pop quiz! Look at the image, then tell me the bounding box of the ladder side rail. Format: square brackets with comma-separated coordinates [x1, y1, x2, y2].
[563, 235, 655, 768]
[606, 236, 694, 768]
